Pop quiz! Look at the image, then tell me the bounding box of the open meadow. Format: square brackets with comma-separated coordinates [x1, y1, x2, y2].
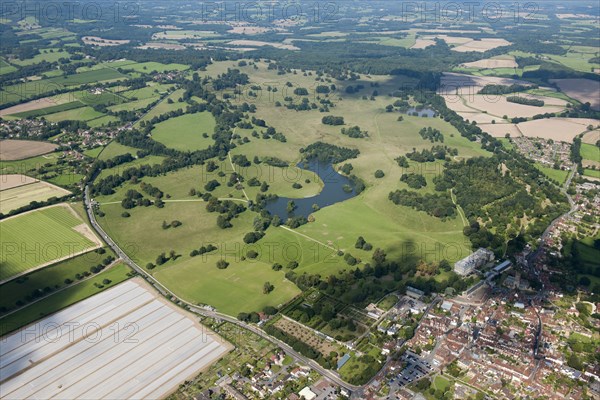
[151, 112, 216, 151]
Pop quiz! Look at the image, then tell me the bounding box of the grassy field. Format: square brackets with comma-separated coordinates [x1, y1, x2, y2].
[9, 101, 84, 118]
[580, 143, 599, 163]
[120, 61, 189, 73]
[534, 163, 569, 184]
[96, 155, 165, 180]
[135, 89, 186, 125]
[47, 68, 128, 86]
[0, 204, 99, 281]
[0, 247, 115, 313]
[98, 141, 141, 160]
[0, 263, 132, 336]
[151, 112, 216, 151]
[97, 201, 300, 314]
[583, 169, 600, 179]
[43, 106, 106, 122]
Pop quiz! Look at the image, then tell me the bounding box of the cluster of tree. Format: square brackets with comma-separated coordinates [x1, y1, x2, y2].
[321, 116, 345, 125]
[231, 154, 251, 167]
[300, 141, 360, 163]
[478, 84, 536, 95]
[395, 156, 409, 168]
[264, 325, 337, 369]
[405, 145, 457, 162]
[355, 236, 373, 251]
[260, 126, 287, 142]
[140, 182, 163, 199]
[418, 127, 444, 143]
[152, 250, 179, 268]
[216, 259, 229, 269]
[341, 125, 368, 139]
[434, 155, 567, 252]
[121, 189, 153, 209]
[506, 96, 544, 107]
[400, 173, 427, 189]
[388, 190, 456, 219]
[243, 231, 265, 244]
[212, 68, 249, 90]
[190, 244, 218, 257]
[206, 197, 247, 229]
[260, 156, 289, 168]
[161, 220, 182, 229]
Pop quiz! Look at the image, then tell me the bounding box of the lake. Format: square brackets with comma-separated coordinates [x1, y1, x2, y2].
[265, 159, 357, 220]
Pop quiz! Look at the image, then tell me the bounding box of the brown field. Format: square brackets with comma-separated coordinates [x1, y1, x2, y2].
[0, 178, 72, 214]
[82, 36, 130, 46]
[0, 95, 73, 117]
[461, 56, 518, 69]
[273, 318, 338, 355]
[452, 38, 511, 52]
[227, 40, 299, 51]
[0, 140, 57, 160]
[582, 129, 600, 145]
[550, 79, 600, 110]
[0, 174, 38, 190]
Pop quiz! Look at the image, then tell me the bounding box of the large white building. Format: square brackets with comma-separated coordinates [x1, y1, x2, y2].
[454, 248, 494, 276]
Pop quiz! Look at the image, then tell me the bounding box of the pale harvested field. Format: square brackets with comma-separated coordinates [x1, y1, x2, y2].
[464, 95, 566, 118]
[0, 140, 57, 160]
[227, 40, 299, 50]
[82, 36, 130, 46]
[461, 56, 518, 69]
[452, 38, 511, 52]
[550, 79, 600, 110]
[138, 42, 186, 50]
[458, 112, 505, 124]
[479, 123, 523, 138]
[582, 129, 600, 144]
[0, 180, 71, 214]
[0, 279, 232, 400]
[0, 174, 38, 190]
[0, 95, 72, 117]
[410, 38, 435, 49]
[439, 72, 535, 95]
[425, 35, 472, 45]
[514, 118, 598, 141]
